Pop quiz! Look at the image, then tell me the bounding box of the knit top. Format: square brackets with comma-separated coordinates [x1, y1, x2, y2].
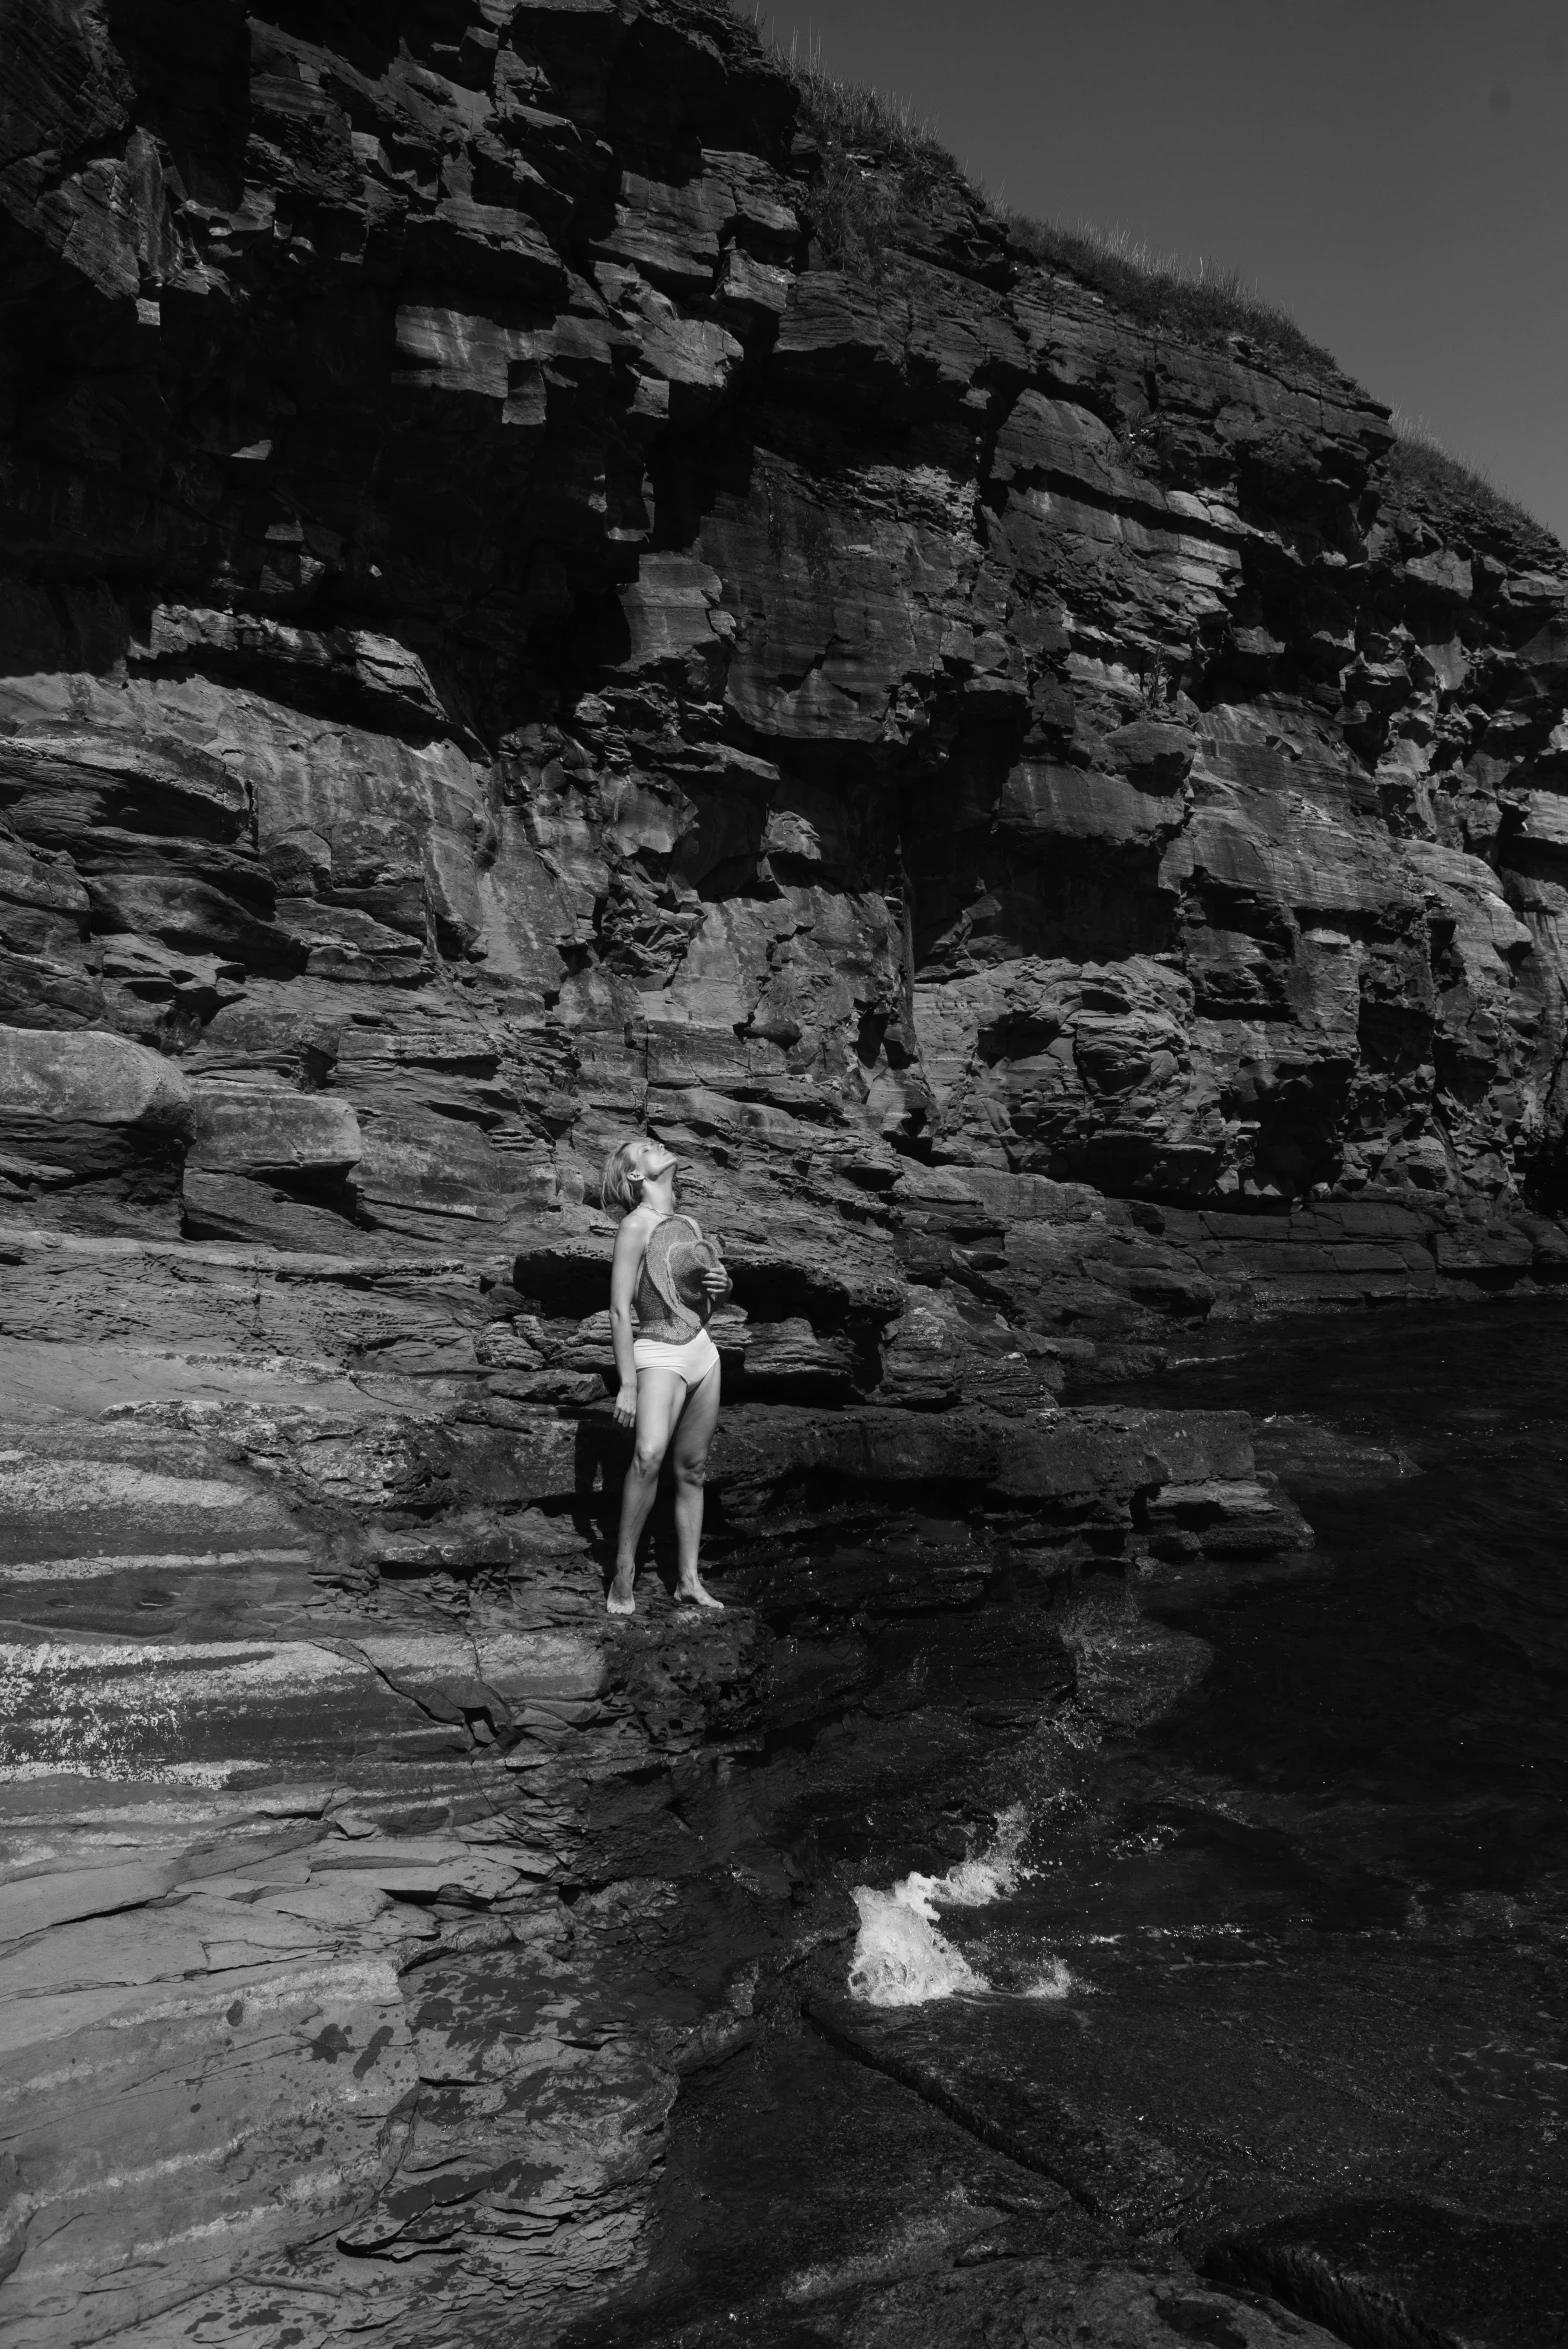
[634, 1213, 720, 1344]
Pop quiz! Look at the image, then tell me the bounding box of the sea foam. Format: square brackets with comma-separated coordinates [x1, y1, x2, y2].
[848, 1804, 1058, 2006]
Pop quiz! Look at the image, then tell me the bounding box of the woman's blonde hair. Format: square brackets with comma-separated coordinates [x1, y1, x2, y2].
[601, 1136, 649, 1215]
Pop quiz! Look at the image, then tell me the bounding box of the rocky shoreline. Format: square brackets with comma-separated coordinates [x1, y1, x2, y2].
[2, 1198, 1316, 2340]
[15, 1219, 1564, 2349]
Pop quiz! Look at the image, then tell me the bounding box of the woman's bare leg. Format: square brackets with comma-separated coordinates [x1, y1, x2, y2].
[609, 1369, 685, 1613]
[671, 1359, 723, 1607]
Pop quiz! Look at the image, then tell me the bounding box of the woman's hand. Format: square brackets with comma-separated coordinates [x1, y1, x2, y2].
[701, 1266, 731, 1300]
[613, 1381, 638, 1429]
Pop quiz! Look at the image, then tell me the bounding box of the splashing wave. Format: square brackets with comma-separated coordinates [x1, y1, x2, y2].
[848, 1804, 1071, 2006]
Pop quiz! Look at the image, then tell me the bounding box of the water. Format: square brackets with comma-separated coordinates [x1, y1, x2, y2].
[847, 1803, 1042, 2004]
[865, 1304, 1568, 1980]
[588, 1302, 1568, 2348]
[1098, 1302, 1568, 1921]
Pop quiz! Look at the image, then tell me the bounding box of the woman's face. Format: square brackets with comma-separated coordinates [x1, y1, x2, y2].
[635, 1138, 678, 1185]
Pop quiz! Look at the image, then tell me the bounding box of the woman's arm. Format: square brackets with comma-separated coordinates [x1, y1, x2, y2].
[701, 1224, 731, 1304]
[609, 1216, 644, 1428]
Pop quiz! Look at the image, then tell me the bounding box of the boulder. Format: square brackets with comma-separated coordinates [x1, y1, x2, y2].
[0, 1025, 191, 1178]
[185, 1082, 363, 1177]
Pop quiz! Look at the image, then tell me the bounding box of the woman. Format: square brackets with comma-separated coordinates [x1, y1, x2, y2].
[602, 1135, 731, 1615]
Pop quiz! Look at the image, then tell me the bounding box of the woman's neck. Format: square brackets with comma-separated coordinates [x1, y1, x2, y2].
[641, 1172, 677, 1218]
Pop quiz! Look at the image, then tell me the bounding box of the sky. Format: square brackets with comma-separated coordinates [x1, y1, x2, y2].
[754, 1, 1568, 541]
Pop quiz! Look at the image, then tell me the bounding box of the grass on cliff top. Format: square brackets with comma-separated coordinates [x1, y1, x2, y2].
[773, 34, 1337, 371]
[779, 49, 956, 274]
[758, 31, 1562, 558]
[1384, 411, 1558, 561]
[1001, 213, 1339, 377]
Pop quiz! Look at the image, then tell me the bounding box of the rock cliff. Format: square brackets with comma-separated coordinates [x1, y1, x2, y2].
[2, 3, 1567, 2343]
[6, 0, 1568, 1308]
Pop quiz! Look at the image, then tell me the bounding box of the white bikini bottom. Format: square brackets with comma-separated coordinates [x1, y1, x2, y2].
[633, 1328, 720, 1387]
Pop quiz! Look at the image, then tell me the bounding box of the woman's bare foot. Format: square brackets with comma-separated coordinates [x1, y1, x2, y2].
[607, 1566, 636, 1616]
[674, 1576, 725, 1610]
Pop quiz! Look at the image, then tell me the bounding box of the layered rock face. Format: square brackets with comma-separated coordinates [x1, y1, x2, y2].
[4, 0, 1568, 1313]
[2, 2, 1567, 2343]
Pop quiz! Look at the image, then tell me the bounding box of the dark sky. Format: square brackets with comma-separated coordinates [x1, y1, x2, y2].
[756, 1, 1568, 542]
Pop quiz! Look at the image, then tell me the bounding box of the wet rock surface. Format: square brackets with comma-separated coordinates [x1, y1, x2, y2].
[572, 1304, 1568, 2349]
[5, 2, 1568, 2343]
